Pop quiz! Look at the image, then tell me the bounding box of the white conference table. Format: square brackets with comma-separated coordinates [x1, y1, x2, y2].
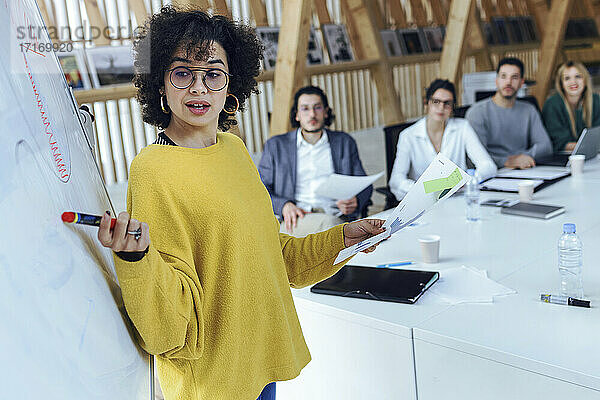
[278, 158, 600, 400]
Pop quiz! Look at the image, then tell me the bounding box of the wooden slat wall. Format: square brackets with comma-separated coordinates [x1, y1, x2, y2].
[56, 0, 570, 184]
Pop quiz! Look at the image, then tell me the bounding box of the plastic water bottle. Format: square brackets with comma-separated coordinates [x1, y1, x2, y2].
[465, 169, 480, 222]
[558, 223, 583, 298]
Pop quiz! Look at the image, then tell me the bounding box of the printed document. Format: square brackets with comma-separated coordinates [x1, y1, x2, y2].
[315, 171, 384, 200]
[334, 153, 468, 264]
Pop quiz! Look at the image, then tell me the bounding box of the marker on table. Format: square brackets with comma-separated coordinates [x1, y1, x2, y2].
[377, 261, 415, 268]
[540, 294, 590, 308]
[62, 211, 141, 239]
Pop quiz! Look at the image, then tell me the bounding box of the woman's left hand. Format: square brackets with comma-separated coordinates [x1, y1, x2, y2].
[343, 219, 386, 252]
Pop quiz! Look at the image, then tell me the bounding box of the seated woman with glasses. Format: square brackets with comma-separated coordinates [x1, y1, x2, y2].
[389, 79, 497, 200]
[95, 6, 385, 400]
[542, 60, 600, 153]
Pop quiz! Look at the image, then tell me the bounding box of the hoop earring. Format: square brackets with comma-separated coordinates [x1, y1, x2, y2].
[224, 94, 239, 115]
[160, 95, 170, 114]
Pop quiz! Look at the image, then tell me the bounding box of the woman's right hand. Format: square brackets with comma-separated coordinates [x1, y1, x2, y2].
[98, 211, 150, 253]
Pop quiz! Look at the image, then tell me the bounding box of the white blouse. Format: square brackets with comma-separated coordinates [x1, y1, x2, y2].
[389, 117, 497, 200]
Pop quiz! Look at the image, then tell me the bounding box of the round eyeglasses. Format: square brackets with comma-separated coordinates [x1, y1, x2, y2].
[429, 98, 454, 109]
[167, 66, 232, 91]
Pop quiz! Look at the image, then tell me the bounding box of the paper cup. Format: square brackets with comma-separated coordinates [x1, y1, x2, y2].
[518, 180, 534, 202]
[419, 235, 440, 264]
[569, 154, 585, 176]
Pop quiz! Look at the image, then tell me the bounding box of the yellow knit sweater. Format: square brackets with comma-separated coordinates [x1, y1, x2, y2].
[113, 132, 349, 400]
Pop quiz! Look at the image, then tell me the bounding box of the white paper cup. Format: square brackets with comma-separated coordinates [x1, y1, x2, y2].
[518, 180, 534, 202]
[419, 235, 440, 264]
[569, 154, 585, 176]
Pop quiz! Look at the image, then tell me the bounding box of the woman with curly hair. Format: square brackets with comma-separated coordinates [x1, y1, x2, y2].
[96, 7, 384, 400]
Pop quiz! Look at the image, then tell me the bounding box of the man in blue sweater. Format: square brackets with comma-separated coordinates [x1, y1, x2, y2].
[259, 86, 372, 236]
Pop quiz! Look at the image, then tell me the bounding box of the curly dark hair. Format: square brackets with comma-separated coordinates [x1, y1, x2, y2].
[289, 86, 335, 128]
[133, 6, 264, 131]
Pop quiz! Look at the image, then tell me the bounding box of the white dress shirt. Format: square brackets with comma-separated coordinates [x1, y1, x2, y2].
[295, 129, 338, 214]
[389, 117, 497, 200]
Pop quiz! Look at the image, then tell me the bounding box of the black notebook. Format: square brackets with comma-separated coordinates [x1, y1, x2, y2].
[311, 265, 439, 304]
[500, 202, 565, 219]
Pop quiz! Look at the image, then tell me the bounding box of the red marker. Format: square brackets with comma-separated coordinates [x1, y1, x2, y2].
[62, 211, 142, 239]
[62, 211, 116, 228]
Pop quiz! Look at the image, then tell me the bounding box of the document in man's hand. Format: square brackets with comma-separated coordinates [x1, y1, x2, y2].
[334, 153, 468, 264]
[315, 171, 384, 200]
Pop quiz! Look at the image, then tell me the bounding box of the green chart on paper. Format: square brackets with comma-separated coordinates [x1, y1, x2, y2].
[423, 167, 462, 194]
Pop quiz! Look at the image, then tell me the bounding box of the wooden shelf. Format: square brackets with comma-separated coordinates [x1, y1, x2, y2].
[565, 42, 600, 63]
[563, 38, 600, 48]
[258, 59, 382, 80]
[304, 59, 381, 75]
[74, 83, 137, 103]
[389, 53, 441, 65]
[73, 39, 600, 105]
[74, 59, 381, 103]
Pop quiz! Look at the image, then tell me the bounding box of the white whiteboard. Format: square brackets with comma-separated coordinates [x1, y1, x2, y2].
[0, 1, 151, 398]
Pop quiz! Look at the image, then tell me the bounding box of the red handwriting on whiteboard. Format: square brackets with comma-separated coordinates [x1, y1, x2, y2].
[22, 53, 70, 182]
[20, 42, 46, 57]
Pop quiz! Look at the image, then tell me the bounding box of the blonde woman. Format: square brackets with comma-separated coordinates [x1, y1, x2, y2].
[542, 61, 600, 153]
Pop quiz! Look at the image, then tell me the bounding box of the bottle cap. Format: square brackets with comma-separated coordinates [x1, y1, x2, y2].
[563, 223, 576, 234]
[568, 297, 590, 308]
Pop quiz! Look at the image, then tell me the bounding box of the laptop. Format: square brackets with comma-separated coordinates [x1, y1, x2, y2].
[537, 126, 600, 167]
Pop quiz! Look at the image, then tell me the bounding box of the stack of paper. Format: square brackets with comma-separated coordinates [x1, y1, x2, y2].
[425, 265, 516, 304]
[480, 178, 544, 192]
[496, 166, 570, 180]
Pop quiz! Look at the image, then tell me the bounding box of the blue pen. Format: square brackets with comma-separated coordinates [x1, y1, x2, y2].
[377, 261, 415, 268]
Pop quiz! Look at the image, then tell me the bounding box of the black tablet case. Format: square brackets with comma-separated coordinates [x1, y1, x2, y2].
[311, 265, 439, 304]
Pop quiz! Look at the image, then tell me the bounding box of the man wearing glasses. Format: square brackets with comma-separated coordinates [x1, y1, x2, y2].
[466, 57, 552, 169]
[258, 86, 372, 236]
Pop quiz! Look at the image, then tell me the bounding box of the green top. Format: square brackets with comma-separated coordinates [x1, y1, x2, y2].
[541, 92, 600, 153]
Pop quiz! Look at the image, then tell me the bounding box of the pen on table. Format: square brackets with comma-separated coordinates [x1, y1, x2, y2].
[540, 294, 590, 308]
[62, 211, 142, 239]
[377, 261, 415, 268]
